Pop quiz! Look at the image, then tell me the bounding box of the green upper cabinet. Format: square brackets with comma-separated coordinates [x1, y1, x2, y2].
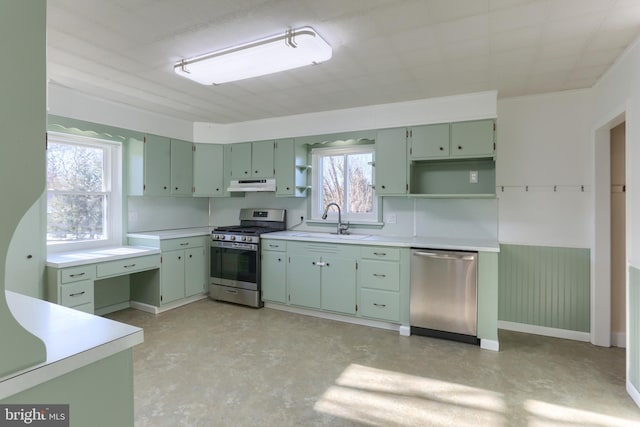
[275, 138, 308, 197]
[374, 128, 408, 195]
[409, 124, 450, 159]
[170, 139, 194, 195]
[193, 143, 227, 197]
[450, 119, 495, 158]
[138, 135, 171, 196]
[229, 140, 275, 179]
[127, 135, 195, 196]
[251, 140, 275, 178]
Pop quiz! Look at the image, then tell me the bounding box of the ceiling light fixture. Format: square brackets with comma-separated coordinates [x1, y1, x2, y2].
[174, 26, 332, 85]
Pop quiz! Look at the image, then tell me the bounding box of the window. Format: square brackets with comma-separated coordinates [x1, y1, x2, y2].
[46, 133, 122, 251]
[311, 145, 377, 222]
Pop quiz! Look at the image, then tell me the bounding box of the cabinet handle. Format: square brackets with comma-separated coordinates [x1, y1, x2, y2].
[381, 185, 386, 189]
[373, 274, 386, 278]
[175, 186, 179, 190]
[70, 273, 85, 278]
[286, 187, 290, 190]
[180, 242, 189, 246]
[225, 289, 238, 295]
[244, 171, 248, 174]
[189, 254, 193, 258]
[373, 303, 386, 308]
[373, 252, 387, 256]
[268, 244, 279, 248]
[178, 256, 182, 260]
[216, 188, 220, 191]
[457, 145, 462, 150]
[439, 146, 444, 151]
[277, 258, 282, 262]
[124, 264, 136, 268]
[254, 170, 258, 174]
[69, 291, 86, 297]
[26, 254, 33, 259]
[164, 186, 168, 189]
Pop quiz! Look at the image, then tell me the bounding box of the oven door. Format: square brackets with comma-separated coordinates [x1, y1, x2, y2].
[210, 240, 259, 291]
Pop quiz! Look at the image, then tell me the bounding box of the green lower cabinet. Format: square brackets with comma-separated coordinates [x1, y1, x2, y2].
[262, 251, 287, 303]
[287, 254, 321, 308]
[321, 256, 357, 315]
[184, 247, 207, 297]
[161, 250, 185, 304]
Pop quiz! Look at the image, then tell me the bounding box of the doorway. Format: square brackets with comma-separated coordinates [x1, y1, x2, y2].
[610, 122, 626, 347]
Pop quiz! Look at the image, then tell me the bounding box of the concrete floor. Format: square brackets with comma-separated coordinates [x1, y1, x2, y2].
[107, 299, 640, 427]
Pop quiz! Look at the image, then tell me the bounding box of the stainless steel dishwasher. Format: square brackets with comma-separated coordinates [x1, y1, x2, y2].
[410, 249, 479, 344]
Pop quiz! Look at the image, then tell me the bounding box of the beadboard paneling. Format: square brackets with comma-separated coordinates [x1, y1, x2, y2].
[499, 244, 590, 332]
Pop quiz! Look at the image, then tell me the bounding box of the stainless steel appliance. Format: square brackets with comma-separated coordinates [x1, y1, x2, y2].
[410, 249, 479, 344]
[210, 208, 286, 307]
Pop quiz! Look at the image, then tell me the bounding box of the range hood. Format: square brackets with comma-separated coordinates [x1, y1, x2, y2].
[227, 178, 276, 192]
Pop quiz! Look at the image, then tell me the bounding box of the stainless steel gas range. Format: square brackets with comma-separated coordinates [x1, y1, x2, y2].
[209, 208, 286, 307]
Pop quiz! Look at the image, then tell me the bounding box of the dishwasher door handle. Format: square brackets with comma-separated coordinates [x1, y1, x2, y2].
[412, 251, 475, 261]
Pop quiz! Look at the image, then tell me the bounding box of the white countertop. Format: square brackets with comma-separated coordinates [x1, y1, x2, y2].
[127, 227, 211, 240]
[263, 231, 500, 252]
[46, 245, 161, 268]
[0, 291, 143, 399]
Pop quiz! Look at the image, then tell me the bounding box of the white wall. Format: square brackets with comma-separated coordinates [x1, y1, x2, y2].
[496, 90, 593, 248]
[48, 83, 194, 141]
[194, 91, 498, 143]
[127, 197, 209, 233]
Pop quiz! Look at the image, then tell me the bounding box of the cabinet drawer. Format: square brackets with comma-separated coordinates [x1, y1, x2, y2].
[160, 236, 205, 251]
[60, 280, 94, 307]
[60, 265, 95, 284]
[360, 246, 400, 261]
[96, 254, 160, 278]
[358, 260, 399, 291]
[262, 240, 286, 252]
[359, 289, 400, 322]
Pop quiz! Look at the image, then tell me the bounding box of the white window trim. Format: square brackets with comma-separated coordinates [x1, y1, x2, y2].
[311, 145, 378, 223]
[46, 132, 123, 253]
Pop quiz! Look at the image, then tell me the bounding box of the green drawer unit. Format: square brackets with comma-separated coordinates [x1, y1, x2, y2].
[60, 265, 95, 284]
[360, 246, 401, 261]
[96, 254, 160, 278]
[60, 280, 94, 308]
[358, 259, 400, 291]
[160, 236, 206, 251]
[263, 240, 287, 252]
[359, 288, 400, 322]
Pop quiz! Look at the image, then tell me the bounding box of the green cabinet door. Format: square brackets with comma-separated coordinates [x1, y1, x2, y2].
[184, 246, 206, 297]
[193, 144, 226, 197]
[410, 124, 450, 159]
[262, 251, 287, 303]
[230, 142, 252, 178]
[251, 140, 275, 178]
[374, 128, 408, 195]
[287, 254, 321, 308]
[144, 135, 171, 195]
[274, 138, 295, 196]
[450, 119, 495, 158]
[161, 250, 185, 304]
[321, 256, 356, 314]
[170, 139, 193, 195]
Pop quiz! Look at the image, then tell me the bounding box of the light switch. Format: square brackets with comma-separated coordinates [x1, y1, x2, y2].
[469, 170, 478, 184]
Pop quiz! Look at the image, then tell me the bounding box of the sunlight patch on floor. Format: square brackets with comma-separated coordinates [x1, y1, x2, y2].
[524, 400, 640, 427]
[314, 363, 506, 426]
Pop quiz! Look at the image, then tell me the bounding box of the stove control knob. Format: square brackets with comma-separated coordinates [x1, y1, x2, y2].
[219, 235, 225, 240]
[243, 236, 250, 242]
[230, 236, 236, 241]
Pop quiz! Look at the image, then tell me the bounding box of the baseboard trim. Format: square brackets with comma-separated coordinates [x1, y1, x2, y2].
[94, 301, 131, 316]
[498, 320, 590, 342]
[481, 339, 500, 352]
[264, 302, 405, 334]
[612, 332, 626, 348]
[628, 380, 640, 408]
[130, 293, 208, 315]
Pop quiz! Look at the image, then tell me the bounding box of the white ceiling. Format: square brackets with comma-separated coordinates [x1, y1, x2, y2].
[47, 0, 640, 124]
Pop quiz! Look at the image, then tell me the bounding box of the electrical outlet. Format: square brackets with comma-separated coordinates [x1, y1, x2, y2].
[387, 214, 397, 224]
[469, 170, 478, 184]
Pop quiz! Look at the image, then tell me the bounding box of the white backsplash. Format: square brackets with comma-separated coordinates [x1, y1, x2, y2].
[128, 196, 210, 232]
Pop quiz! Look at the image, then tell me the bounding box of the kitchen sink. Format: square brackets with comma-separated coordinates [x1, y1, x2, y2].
[292, 232, 371, 240]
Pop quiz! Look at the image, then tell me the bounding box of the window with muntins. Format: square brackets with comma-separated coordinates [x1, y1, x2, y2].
[46, 133, 122, 250]
[311, 146, 377, 222]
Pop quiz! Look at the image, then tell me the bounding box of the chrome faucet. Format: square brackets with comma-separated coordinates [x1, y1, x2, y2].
[321, 202, 349, 235]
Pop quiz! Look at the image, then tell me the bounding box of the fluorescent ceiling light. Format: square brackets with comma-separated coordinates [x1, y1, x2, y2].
[174, 27, 332, 85]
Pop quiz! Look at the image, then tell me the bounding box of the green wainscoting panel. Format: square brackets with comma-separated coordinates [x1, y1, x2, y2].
[499, 244, 590, 332]
[629, 266, 640, 390]
[2, 349, 135, 427]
